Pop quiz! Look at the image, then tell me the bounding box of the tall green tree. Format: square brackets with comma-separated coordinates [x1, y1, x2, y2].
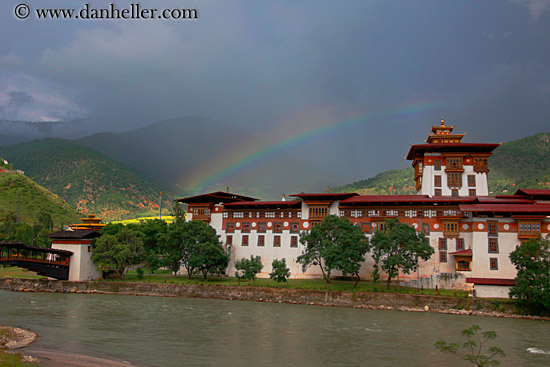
[435, 325, 505, 367]
[138, 219, 168, 273]
[370, 218, 434, 289]
[297, 215, 369, 287]
[159, 220, 222, 278]
[509, 236, 550, 314]
[92, 226, 145, 280]
[189, 240, 229, 280]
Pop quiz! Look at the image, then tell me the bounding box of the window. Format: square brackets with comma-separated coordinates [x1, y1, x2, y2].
[490, 258, 498, 270]
[446, 157, 463, 169]
[518, 222, 541, 238]
[290, 223, 300, 233]
[468, 175, 476, 187]
[434, 159, 441, 170]
[456, 238, 465, 251]
[435, 189, 442, 197]
[488, 222, 498, 237]
[309, 206, 329, 219]
[473, 157, 489, 172]
[88, 246, 91, 253]
[291, 236, 298, 248]
[258, 222, 266, 233]
[489, 238, 499, 253]
[234, 212, 244, 218]
[242, 235, 248, 246]
[223, 212, 228, 218]
[448, 172, 462, 187]
[226, 222, 235, 233]
[258, 235, 264, 247]
[422, 223, 430, 235]
[361, 222, 371, 233]
[226, 235, 232, 246]
[440, 251, 447, 263]
[242, 222, 250, 233]
[469, 189, 476, 196]
[439, 238, 447, 250]
[375, 221, 386, 232]
[443, 221, 459, 237]
[435, 175, 441, 187]
[265, 212, 275, 218]
[274, 222, 283, 233]
[451, 189, 459, 197]
[405, 210, 417, 218]
[273, 235, 281, 247]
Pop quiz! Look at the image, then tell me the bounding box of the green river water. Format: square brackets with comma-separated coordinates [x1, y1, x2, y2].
[1, 290, 549, 367]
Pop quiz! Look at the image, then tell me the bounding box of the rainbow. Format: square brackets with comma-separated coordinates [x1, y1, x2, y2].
[183, 99, 445, 194]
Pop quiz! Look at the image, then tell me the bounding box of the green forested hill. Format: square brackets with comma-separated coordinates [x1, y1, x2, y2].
[0, 139, 172, 220]
[333, 132, 550, 195]
[0, 171, 80, 227]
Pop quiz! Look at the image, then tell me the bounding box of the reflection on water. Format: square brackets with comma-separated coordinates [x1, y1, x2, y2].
[1, 290, 549, 367]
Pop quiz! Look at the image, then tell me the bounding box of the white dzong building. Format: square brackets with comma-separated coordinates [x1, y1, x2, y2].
[179, 120, 550, 298]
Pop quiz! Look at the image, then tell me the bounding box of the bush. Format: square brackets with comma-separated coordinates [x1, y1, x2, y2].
[270, 258, 290, 283]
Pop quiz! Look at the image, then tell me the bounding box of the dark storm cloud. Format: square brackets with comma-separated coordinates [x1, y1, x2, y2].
[1, 0, 550, 182]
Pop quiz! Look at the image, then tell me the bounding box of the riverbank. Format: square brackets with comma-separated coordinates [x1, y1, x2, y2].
[0, 326, 39, 366]
[0, 277, 547, 321]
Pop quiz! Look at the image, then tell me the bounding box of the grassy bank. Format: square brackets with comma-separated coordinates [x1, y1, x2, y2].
[0, 328, 38, 367]
[0, 266, 468, 297]
[111, 269, 469, 297]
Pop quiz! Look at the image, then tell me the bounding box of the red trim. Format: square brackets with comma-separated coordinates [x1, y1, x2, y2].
[407, 143, 500, 160]
[224, 200, 301, 208]
[466, 278, 515, 286]
[459, 203, 550, 213]
[52, 240, 93, 244]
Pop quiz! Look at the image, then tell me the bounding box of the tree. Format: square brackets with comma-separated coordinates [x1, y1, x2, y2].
[92, 226, 145, 280]
[138, 219, 167, 273]
[270, 258, 290, 283]
[509, 236, 550, 314]
[159, 220, 223, 278]
[297, 215, 369, 287]
[370, 218, 434, 289]
[235, 255, 263, 285]
[435, 325, 505, 367]
[189, 238, 229, 280]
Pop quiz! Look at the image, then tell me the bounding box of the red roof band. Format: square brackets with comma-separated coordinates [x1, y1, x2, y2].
[466, 278, 516, 286]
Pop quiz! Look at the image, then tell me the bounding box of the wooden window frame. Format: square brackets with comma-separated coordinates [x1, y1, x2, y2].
[258, 235, 265, 247]
[488, 222, 498, 237]
[242, 235, 248, 247]
[290, 236, 298, 248]
[439, 238, 447, 251]
[490, 257, 498, 270]
[439, 251, 447, 263]
[435, 175, 442, 187]
[361, 222, 371, 233]
[273, 235, 281, 247]
[258, 222, 267, 233]
[226, 222, 235, 233]
[242, 222, 251, 233]
[488, 238, 499, 253]
[456, 238, 465, 251]
[434, 159, 441, 171]
[422, 223, 430, 235]
[273, 222, 283, 233]
[468, 175, 476, 187]
[290, 223, 300, 233]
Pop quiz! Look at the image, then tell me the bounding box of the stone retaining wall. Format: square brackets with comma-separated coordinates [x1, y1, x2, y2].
[0, 277, 538, 319]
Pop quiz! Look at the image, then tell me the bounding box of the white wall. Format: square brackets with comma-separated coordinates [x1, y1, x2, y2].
[52, 242, 101, 281]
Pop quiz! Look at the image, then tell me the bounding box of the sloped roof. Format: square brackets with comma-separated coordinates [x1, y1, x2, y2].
[44, 230, 101, 239]
[224, 200, 302, 209]
[177, 191, 258, 204]
[406, 143, 500, 160]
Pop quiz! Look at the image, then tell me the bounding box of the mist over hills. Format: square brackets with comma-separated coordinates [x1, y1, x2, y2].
[75, 117, 336, 199]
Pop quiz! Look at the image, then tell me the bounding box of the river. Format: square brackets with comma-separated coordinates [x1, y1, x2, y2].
[1, 290, 549, 366]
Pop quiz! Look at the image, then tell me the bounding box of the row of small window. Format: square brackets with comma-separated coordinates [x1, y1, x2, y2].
[226, 222, 300, 233]
[223, 211, 302, 219]
[227, 235, 299, 248]
[434, 174, 476, 188]
[432, 158, 488, 171]
[434, 189, 476, 197]
[339, 209, 457, 219]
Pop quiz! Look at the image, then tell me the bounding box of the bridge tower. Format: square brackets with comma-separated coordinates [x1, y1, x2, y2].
[46, 230, 102, 281]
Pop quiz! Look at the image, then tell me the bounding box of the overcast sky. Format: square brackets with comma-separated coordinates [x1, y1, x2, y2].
[1, 0, 550, 183]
